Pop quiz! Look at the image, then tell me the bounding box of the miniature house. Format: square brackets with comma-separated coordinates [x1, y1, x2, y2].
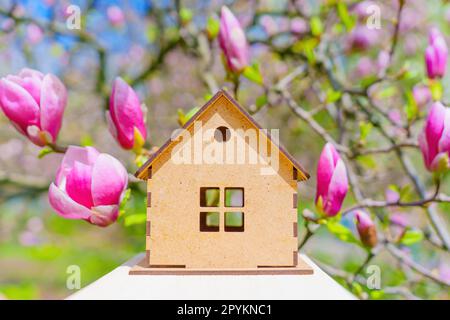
[130, 90, 312, 275]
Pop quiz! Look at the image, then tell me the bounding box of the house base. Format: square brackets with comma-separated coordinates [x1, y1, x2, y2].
[129, 256, 314, 275]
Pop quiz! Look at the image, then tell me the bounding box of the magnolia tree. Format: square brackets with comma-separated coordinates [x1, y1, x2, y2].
[0, 1, 449, 299]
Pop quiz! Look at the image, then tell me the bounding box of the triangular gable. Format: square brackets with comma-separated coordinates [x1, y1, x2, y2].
[135, 90, 309, 181]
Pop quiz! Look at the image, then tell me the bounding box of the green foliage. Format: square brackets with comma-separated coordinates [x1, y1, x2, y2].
[179, 8, 193, 25]
[429, 80, 443, 101]
[206, 16, 220, 40]
[119, 188, 132, 217]
[336, 2, 356, 31]
[38, 147, 54, 159]
[358, 121, 373, 143]
[255, 94, 268, 108]
[400, 229, 424, 246]
[178, 106, 200, 126]
[325, 219, 361, 246]
[325, 88, 342, 103]
[80, 134, 94, 147]
[310, 16, 324, 37]
[242, 63, 264, 85]
[124, 213, 147, 227]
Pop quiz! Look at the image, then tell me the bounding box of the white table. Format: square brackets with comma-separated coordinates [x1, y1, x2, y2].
[67, 253, 356, 300]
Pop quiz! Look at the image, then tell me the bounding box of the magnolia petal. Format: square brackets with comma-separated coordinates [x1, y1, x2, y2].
[418, 130, 431, 169]
[438, 108, 450, 154]
[425, 102, 446, 163]
[433, 37, 448, 77]
[0, 78, 40, 133]
[65, 160, 95, 208]
[88, 205, 119, 227]
[40, 74, 67, 141]
[91, 153, 128, 207]
[48, 183, 92, 220]
[425, 46, 436, 78]
[110, 77, 146, 149]
[324, 159, 348, 216]
[18, 68, 44, 104]
[105, 110, 118, 139]
[430, 152, 450, 172]
[315, 143, 338, 203]
[55, 146, 99, 186]
[355, 210, 374, 231]
[26, 125, 47, 146]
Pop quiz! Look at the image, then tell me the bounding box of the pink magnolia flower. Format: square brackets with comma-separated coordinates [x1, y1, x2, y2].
[218, 6, 249, 73]
[346, 25, 379, 52]
[355, 56, 375, 78]
[290, 17, 308, 35]
[377, 50, 390, 76]
[419, 102, 450, 172]
[412, 85, 431, 109]
[48, 146, 128, 227]
[0, 68, 67, 146]
[315, 143, 349, 216]
[352, 1, 376, 20]
[106, 77, 147, 151]
[107, 5, 125, 26]
[26, 24, 43, 44]
[425, 27, 448, 79]
[260, 15, 278, 36]
[355, 210, 377, 248]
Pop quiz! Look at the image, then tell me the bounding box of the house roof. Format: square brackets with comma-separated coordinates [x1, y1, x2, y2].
[135, 90, 310, 181]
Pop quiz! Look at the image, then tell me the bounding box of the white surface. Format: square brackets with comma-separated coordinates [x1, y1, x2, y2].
[67, 254, 356, 300]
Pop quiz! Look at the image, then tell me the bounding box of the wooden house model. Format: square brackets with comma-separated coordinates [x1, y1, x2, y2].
[130, 90, 313, 275]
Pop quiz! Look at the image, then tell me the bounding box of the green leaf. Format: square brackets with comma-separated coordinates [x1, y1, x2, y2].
[326, 220, 360, 245]
[370, 289, 385, 300]
[310, 16, 323, 37]
[179, 8, 193, 25]
[359, 121, 373, 142]
[326, 88, 342, 103]
[357, 154, 377, 169]
[400, 229, 424, 245]
[124, 213, 147, 227]
[243, 63, 264, 85]
[134, 154, 148, 167]
[292, 38, 318, 64]
[206, 16, 220, 40]
[376, 86, 397, 99]
[177, 106, 200, 126]
[38, 147, 54, 159]
[404, 90, 419, 121]
[429, 80, 443, 101]
[80, 134, 94, 146]
[119, 188, 131, 217]
[256, 94, 268, 108]
[336, 2, 355, 31]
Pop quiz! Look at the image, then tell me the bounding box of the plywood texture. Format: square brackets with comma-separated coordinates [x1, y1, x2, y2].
[129, 255, 313, 275]
[137, 90, 310, 270]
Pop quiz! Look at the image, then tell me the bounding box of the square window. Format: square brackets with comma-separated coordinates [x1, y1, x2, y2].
[225, 212, 244, 232]
[224, 188, 244, 207]
[200, 212, 220, 232]
[200, 187, 220, 207]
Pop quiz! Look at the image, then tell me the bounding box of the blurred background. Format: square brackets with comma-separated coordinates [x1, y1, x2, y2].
[0, 0, 449, 299]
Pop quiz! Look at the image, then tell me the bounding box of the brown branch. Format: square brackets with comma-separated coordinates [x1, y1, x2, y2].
[386, 243, 450, 287]
[279, 89, 350, 155]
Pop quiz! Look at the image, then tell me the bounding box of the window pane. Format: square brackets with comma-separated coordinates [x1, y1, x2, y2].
[200, 187, 220, 207]
[225, 212, 244, 232]
[200, 212, 220, 232]
[225, 188, 244, 207]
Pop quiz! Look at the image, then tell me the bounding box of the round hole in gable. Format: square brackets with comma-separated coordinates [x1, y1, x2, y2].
[214, 126, 231, 142]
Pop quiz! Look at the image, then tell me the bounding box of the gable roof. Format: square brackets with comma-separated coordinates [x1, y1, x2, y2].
[135, 90, 309, 181]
